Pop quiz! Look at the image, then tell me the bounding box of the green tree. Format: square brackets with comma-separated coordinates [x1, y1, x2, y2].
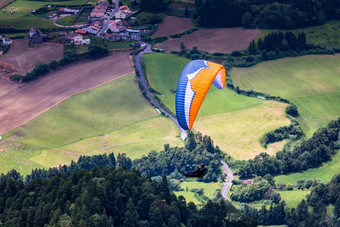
[124, 198, 139, 227]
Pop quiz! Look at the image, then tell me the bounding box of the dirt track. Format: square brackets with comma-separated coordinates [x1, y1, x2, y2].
[152, 16, 193, 38]
[0, 51, 133, 135]
[0, 39, 64, 76]
[155, 27, 261, 53]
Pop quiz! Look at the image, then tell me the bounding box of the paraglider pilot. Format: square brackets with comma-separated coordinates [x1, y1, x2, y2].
[185, 163, 208, 178]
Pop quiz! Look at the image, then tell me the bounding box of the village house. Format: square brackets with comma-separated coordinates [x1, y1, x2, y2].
[29, 27, 36, 38]
[2, 37, 12, 45]
[86, 25, 100, 34]
[75, 29, 88, 35]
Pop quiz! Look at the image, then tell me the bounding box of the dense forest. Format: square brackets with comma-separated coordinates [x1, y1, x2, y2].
[193, 0, 340, 28]
[0, 164, 255, 226]
[133, 132, 224, 183]
[237, 118, 340, 178]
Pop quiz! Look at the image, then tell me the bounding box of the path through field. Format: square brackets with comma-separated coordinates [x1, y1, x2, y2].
[0, 51, 133, 135]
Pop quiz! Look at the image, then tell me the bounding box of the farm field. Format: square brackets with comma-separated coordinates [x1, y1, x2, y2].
[142, 53, 290, 159]
[152, 16, 193, 38]
[0, 39, 63, 76]
[0, 74, 182, 174]
[277, 190, 310, 208]
[0, 0, 14, 9]
[231, 54, 340, 137]
[154, 27, 261, 53]
[0, 51, 133, 136]
[274, 151, 340, 185]
[0, 0, 87, 29]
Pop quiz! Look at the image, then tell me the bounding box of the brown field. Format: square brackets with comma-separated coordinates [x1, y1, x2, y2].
[0, 39, 64, 76]
[0, 51, 133, 135]
[152, 16, 193, 38]
[154, 27, 261, 53]
[0, 0, 14, 9]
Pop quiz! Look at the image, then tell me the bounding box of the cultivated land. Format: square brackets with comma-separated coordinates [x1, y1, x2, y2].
[231, 55, 340, 137]
[0, 51, 133, 135]
[0, 0, 14, 8]
[0, 39, 63, 76]
[152, 16, 193, 38]
[274, 151, 340, 185]
[154, 27, 261, 53]
[0, 74, 183, 174]
[142, 53, 290, 159]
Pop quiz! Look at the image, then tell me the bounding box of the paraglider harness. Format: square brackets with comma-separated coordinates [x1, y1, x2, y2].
[185, 163, 208, 178]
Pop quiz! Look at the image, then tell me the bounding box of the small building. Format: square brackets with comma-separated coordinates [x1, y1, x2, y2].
[114, 11, 127, 20]
[2, 37, 12, 45]
[75, 29, 88, 35]
[106, 33, 120, 41]
[130, 33, 141, 41]
[30, 27, 36, 38]
[86, 25, 100, 34]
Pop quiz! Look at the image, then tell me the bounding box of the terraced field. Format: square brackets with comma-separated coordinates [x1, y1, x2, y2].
[231, 55, 340, 137]
[142, 53, 290, 159]
[0, 74, 182, 174]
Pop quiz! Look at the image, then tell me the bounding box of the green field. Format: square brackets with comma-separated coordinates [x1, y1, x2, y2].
[260, 20, 340, 49]
[0, 0, 87, 29]
[231, 55, 340, 138]
[174, 180, 223, 205]
[277, 190, 310, 208]
[1, 74, 183, 174]
[143, 53, 290, 159]
[56, 15, 76, 26]
[274, 151, 340, 185]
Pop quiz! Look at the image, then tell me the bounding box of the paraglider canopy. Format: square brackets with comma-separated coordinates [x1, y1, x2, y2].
[175, 60, 226, 130]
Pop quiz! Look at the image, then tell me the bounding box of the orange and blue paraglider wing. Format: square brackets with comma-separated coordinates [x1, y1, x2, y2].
[175, 60, 226, 130]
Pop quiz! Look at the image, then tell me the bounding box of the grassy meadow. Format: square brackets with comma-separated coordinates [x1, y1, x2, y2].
[174, 180, 223, 205]
[274, 151, 340, 185]
[259, 20, 340, 49]
[1, 74, 183, 174]
[231, 54, 340, 138]
[143, 53, 290, 159]
[277, 190, 310, 208]
[0, 0, 87, 29]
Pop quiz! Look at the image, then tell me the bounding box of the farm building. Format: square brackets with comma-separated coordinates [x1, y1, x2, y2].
[2, 38, 12, 45]
[86, 26, 100, 34]
[75, 29, 88, 35]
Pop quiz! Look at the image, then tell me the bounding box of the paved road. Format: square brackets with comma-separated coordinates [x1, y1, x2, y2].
[98, 7, 116, 36]
[135, 44, 187, 140]
[220, 160, 234, 200]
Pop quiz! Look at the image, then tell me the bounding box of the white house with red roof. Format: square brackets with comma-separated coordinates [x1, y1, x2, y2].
[29, 27, 36, 38]
[2, 37, 12, 45]
[86, 25, 100, 34]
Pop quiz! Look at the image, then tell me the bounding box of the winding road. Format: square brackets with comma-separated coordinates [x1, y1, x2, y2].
[134, 44, 187, 140]
[134, 45, 234, 198]
[221, 160, 234, 200]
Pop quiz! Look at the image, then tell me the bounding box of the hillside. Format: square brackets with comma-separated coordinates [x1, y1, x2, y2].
[0, 74, 182, 174]
[142, 53, 290, 159]
[231, 54, 340, 137]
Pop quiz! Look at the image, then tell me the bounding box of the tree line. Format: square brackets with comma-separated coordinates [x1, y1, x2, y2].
[193, 0, 340, 28]
[237, 118, 340, 179]
[0, 162, 256, 226]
